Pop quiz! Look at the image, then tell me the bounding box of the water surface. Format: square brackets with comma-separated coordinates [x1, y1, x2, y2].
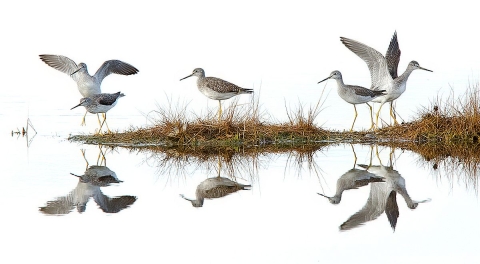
[2, 128, 479, 264]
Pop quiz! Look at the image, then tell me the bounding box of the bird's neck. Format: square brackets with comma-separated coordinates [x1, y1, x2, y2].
[396, 66, 415, 84]
[334, 78, 345, 88]
[397, 189, 415, 207]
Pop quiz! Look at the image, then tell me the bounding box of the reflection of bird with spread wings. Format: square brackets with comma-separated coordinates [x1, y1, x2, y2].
[180, 177, 251, 208]
[39, 165, 136, 215]
[340, 163, 430, 231]
[318, 168, 384, 204]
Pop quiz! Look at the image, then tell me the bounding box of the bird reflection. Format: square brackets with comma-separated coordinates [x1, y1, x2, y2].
[39, 149, 136, 215]
[339, 147, 430, 231]
[180, 177, 251, 207]
[318, 145, 384, 204]
[180, 157, 251, 207]
[318, 168, 384, 204]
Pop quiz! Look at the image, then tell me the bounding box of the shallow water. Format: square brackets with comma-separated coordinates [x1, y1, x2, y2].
[2, 121, 479, 264]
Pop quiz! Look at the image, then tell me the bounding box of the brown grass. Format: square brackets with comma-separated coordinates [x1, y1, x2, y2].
[376, 83, 480, 143]
[69, 82, 480, 149]
[70, 92, 343, 146]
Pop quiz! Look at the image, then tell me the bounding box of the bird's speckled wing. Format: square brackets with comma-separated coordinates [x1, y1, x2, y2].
[385, 191, 399, 231]
[38, 193, 76, 215]
[39, 54, 81, 82]
[340, 37, 392, 89]
[385, 32, 401, 79]
[96, 92, 124, 106]
[94, 60, 139, 83]
[93, 193, 137, 213]
[352, 85, 385, 98]
[202, 77, 250, 93]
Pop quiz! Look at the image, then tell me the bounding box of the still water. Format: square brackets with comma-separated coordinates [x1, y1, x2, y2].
[2, 126, 479, 263]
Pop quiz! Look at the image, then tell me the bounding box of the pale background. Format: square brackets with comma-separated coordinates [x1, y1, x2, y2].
[1, 0, 479, 134]
[1, 1, 479, 264]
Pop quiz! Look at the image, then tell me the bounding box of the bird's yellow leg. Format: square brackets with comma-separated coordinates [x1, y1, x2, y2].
[350, 105, 358, 132]
[350, 144, 357, 168]
[102, 113, 111, 133]
[81, 110, 88, 126]
[390, 103, 399, 125]
[99, 113, 108, 134]
[375, 145, 383, 166]
[366, 103, 374, 130]
[97, 114, 102, 127]
[97, 145, 106, 166]
[217, 155, 221, 177]
[368, 144, 373, 168]
[375, 103, 386, 130]
[81, 149, 89, 170]
[218, 100, 222, 122]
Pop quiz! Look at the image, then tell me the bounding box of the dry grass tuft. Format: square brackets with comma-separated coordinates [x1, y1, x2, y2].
[69, 82, 480, 150]
[70, 93, 338, 146]
[376, 83, 480, 143]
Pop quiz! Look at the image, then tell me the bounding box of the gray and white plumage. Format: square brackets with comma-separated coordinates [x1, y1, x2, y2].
[318, 70, 386, 131]
[70, 92, 125, 114]
[340, 33, 432, 127]
[39, 54, 139, 97]
[339, 164, 430, 231]
[70, 92, 124, 133]
[318, 168, 385, 204]
[39, 166, 136, 215]
[386, 31, 401, 79]
[180, 177, 251, 207]
[318, 71, 386, 104]
[358, 164, 431, 210]
[180, 68, 253, 101]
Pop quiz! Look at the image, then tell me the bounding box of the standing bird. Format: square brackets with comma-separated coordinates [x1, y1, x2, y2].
[70, 92, 125, 134]
[39, 54, 139, 125]
[180, 68, 253, 121]
[318, 71, 386, 131]
[340, 32, 432, 128]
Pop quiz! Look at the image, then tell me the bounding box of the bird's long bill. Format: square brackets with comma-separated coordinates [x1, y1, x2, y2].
[70, 102, 83, 110]
[419, 66, 433, 72]
[317, 75, 331, 84]
[179, 74, 193, 81]
[70, 67, 82, 76]
[317, 193, 330, 199]
[179, 194, 193, 201]
[415, 198, 432, 203]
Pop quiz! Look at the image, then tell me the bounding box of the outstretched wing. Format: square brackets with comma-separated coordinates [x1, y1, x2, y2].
[340, 37, 392, 89]
[39, 54, 81, 82]
[94, 60, 139, 83]
[93, 193, 137, 213]
[385, 31, 401, 79]
[385, 191, 399, 231]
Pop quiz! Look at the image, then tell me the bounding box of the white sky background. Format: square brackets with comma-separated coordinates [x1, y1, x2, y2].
[1, 0, 480, 131]
[1, 2, 480, 262]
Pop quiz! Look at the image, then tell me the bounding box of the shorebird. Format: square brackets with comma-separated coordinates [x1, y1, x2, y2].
[318, 168, 384, 204]
[180, 68, 253, 121]
[340, 32, 432, 128]
[357, 164, 431, 210]
[39, 165, 136, 214]
[318, 70, 386, 131]
[70, 92, 125, 134]
[39, 54, 138, 125]
[180, 177, 251, 207]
